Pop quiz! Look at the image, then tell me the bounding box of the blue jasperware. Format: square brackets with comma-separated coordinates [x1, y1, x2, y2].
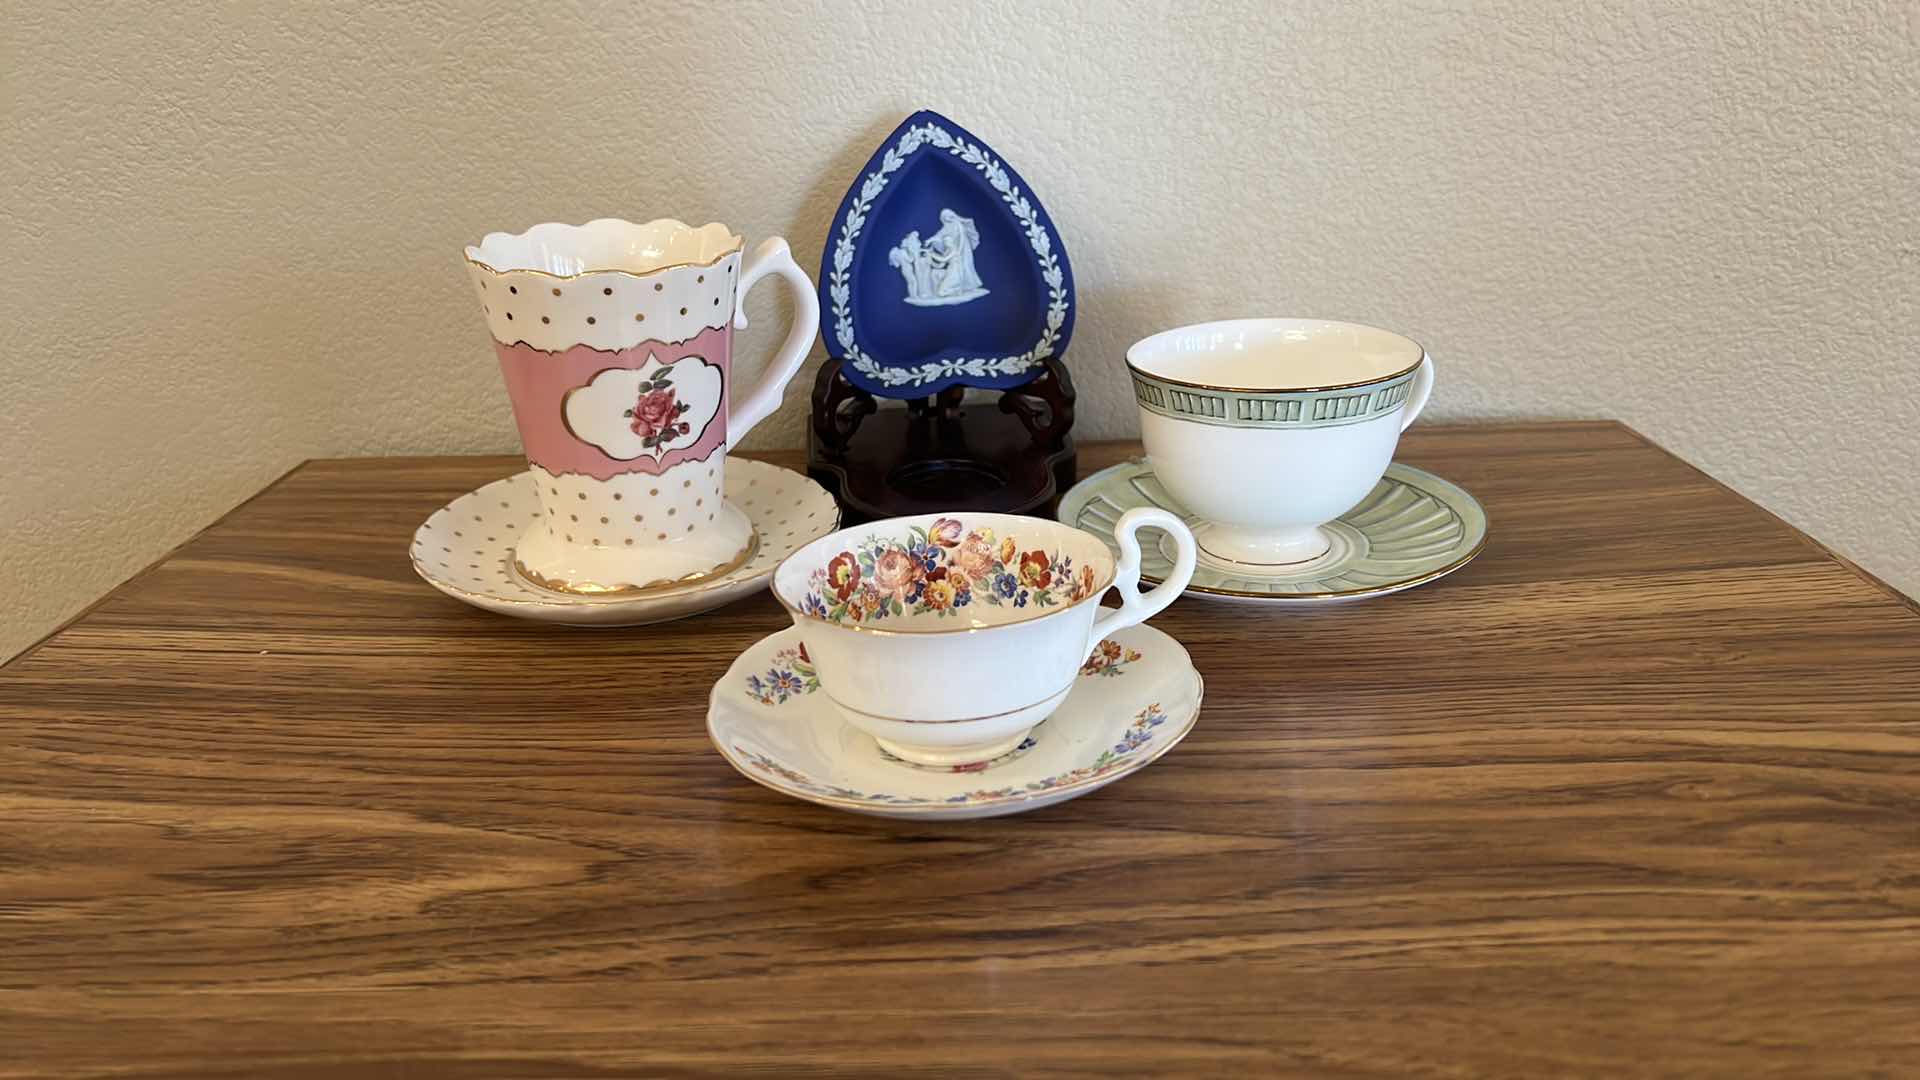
[819, 110, 1076, 399]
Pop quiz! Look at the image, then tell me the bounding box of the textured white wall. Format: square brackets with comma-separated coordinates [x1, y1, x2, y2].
[6, 1, 1917, 658]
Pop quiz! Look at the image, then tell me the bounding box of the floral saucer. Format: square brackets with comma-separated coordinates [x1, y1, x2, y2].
[1058, 459, 1487, 604]
[708, 623, 1201, 820]
[410, 457, 839, 626]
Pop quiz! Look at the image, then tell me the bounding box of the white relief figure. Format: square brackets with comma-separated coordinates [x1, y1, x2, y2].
[926, 209, 986, 301]
[888, 230, 935, 301]
[890, 208, 989, 307]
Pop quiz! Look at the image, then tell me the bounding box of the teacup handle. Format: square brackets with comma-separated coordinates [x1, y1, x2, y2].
[1087, 508, 1197, 651]
[1400, 352, 1436, 432]
[727, 237, 820, 445]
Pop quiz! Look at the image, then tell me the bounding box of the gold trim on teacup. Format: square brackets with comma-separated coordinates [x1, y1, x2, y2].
[823, 681, 1074, 726]
[464, 218, 745, 280]
[514, 532, 758, 596]
[1124, 318, 1426, 394]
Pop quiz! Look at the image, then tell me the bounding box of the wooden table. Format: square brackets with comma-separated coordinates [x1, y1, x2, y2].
[4, 422, 1918, 1078]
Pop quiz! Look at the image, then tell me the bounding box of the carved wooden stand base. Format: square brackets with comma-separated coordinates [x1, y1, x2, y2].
[807, 356, 1077, 524]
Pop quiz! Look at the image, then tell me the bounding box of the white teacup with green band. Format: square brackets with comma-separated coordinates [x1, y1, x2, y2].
[1126, 318, 1434, 567]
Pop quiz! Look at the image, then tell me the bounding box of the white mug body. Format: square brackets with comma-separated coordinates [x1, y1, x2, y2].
[798, 602, 1100, 766]
[1141, 408, 1405, 566]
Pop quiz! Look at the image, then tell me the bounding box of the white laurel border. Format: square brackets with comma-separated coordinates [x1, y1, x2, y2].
[828, 123, 1069, 389]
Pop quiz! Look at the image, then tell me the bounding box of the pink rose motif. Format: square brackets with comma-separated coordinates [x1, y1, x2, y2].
[872, 548, 922, 600]
[630, 386, 679, 439]
[955, 532, 997, 582]
[929, 517, 963, 549]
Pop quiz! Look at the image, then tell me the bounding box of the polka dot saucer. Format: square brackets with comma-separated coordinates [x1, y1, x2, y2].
[410, 457, 839, 626]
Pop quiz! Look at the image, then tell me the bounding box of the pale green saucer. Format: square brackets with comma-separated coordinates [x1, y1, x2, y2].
[1057, 459, 1487, 603]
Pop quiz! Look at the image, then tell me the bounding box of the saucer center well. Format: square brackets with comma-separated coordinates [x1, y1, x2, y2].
[1163, 520, 1370, 579]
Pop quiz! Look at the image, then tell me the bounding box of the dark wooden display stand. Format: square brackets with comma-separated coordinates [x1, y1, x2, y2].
[807, 354, 1076, 523]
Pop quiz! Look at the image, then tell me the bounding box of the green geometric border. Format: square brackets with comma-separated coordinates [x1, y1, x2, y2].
[1130, 368, 1416, 429]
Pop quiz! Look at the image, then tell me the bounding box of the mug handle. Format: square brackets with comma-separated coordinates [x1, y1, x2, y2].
[1400, 352, 1436, 432]
[727, 237, 820, 445]
[1086, 508, 1197, 651]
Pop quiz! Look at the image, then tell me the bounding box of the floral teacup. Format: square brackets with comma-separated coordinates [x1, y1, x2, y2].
[771, 510, 1197, 768]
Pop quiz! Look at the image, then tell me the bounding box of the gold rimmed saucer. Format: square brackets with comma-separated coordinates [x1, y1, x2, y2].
[1058, 459, 1487, 603]
[410, 457, 838, 626]
[512, 532, 760, 597]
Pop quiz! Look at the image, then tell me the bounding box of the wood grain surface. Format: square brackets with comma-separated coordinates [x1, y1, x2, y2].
[4, 423, 1919, 1078]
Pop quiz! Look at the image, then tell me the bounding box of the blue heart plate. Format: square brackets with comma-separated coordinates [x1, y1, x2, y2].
[819, 110, 1076, 399]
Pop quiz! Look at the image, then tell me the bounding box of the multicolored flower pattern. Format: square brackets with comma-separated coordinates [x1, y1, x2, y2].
[743, 644, 819, 706]
[1079, 638, 1144, 678]
[943, 703, 1169, 803]
[730, 702, 1173, 810]
[802, 518, 1098, 624]
[733, 748, 920, 804]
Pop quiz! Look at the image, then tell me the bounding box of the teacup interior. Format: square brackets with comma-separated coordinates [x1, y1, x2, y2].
[467, 218, 742, 277]
[775, 513, 1115, 632]
[1128, 318, 1421, 390]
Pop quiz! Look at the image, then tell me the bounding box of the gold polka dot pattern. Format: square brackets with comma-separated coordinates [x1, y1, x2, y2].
[467, 249, 742, 353]
[409, 457, 840, 626]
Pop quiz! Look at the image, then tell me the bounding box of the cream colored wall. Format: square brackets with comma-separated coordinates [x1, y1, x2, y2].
[6, 1, 1917, 659]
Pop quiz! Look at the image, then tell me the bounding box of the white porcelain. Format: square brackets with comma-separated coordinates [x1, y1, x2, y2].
[709, 623, 1203, 820]
[1126, 318, 1435, 568]
[410, 457, 839, 626]
[768, 510, 1196, 768]
[464, 217, 819, 594]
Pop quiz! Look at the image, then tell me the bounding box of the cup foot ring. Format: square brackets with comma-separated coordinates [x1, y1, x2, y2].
[1169, 523, 1361, 576]
[873, 729, 1037, 771]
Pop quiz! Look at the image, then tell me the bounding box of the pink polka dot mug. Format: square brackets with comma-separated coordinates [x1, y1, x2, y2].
[464, 218, 818, 594]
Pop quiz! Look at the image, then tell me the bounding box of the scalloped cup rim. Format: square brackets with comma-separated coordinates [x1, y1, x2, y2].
[464, 217, 745, 278]
[1126, 316, 1427, 393]
[771, 512, 1117, 637]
